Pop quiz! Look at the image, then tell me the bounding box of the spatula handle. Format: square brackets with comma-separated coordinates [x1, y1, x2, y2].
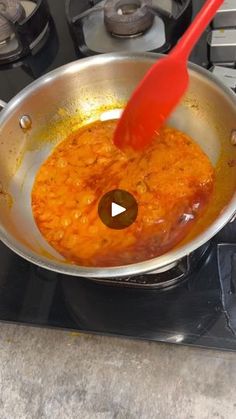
[171, 0, 224, 61]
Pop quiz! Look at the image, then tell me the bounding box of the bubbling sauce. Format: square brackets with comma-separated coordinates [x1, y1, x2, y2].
[32, 120, 215, 267]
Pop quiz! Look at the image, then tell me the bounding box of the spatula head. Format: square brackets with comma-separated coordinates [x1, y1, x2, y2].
[113, 55, 189, 151]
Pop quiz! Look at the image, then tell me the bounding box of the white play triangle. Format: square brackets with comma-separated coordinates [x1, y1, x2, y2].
[111, 202, 126, 217]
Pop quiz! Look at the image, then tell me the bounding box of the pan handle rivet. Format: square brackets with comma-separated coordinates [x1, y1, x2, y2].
[19, 115, 32, 131]
[230, 130, 236, 146]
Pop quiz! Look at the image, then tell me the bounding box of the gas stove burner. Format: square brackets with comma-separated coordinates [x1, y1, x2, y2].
[0, 0, 52, 65]
[88, 243, 211, 289]
[0, 0, 25, 44]
[104, 0, 154, 38]
[66, 0, 193, 56]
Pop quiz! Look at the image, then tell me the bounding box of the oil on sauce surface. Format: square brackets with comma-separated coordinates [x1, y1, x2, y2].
[32, 120, 215, 267]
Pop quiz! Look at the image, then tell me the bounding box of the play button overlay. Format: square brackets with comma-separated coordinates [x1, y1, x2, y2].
[112, 202, 126, 217]
[98, 189, 138, 230]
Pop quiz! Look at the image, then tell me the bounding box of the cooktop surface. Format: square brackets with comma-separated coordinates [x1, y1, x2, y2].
[1, 0, 236, 351]
[1, 223, 236, 350]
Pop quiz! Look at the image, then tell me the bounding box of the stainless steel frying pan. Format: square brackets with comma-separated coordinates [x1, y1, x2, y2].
[0, 53, 236, 278]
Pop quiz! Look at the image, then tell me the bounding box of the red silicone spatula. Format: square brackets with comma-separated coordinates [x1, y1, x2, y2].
[113, 0, 224, 151]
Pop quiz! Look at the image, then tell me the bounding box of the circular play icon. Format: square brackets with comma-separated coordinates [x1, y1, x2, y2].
[98, 189, 138, 230]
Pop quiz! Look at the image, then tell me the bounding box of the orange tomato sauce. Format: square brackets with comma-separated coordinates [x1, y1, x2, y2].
[32, 120, 215, 267]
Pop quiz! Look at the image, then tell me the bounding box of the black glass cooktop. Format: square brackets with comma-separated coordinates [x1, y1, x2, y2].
[1, 0, 236, 351]
[1, 224, 236, 351]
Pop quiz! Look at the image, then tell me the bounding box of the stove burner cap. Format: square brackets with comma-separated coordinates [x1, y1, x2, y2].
[0, 0, 25, 43]
[104, 0, 154, 37]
